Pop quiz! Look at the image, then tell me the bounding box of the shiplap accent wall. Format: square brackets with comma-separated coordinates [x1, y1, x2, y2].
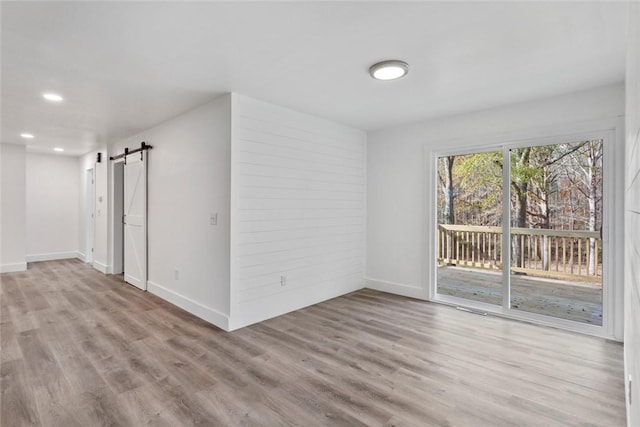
[229, 94, 366, 329]
[625, 3, 640, 425]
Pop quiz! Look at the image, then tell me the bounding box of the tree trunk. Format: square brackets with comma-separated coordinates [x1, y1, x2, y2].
[587, 144, 598, 275]
[439, 156, 456, 263]
[443, 156, 455, 225]
[540, 173, 550, 271]
[511, 148, 531, 269]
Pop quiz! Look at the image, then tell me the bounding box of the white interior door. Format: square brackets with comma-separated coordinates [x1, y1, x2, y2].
[124, 154, 147, 290]
[85, 168, 94, 264]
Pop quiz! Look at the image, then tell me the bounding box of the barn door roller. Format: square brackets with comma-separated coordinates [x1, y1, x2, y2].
[109, 142, 153, 162]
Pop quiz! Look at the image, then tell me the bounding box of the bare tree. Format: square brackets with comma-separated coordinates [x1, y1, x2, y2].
[564, 140, 603, 275]
[438, 156, 456, 225]
[527, 142, 585, 270]
[510, 147, 531, 268]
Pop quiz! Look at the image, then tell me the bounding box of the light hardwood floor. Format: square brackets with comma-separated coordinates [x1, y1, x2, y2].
[1, 259, 626, 426]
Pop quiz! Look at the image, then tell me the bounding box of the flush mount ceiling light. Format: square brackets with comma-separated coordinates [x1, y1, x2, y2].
[42, 92, 64, 102]
[20, 133, 34, 139]
[53, 147, 64, 152]
[369, 60, 409, 80]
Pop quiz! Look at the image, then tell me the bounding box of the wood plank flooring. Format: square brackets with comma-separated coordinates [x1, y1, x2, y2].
[1, 259, 626, 426]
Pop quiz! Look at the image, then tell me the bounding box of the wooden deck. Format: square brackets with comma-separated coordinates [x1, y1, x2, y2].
[437, 266, 603, 325]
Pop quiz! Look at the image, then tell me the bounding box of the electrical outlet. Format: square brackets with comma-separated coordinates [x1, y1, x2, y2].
[210, 213, 218, 226]
[174, 269, 179, 280]
[280, 275, 287, 286]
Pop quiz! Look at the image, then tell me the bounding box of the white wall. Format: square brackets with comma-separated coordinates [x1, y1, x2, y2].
[625, 3, 640, 425]
[366, 84, 625, 337]
[109, 95, 232, 329]
[79, 147, 109, 270]
[0, 143, 27, 272]
[97, 93, 365, 331]
[228, 94, 366, 330]
[25, 152, 79, 261]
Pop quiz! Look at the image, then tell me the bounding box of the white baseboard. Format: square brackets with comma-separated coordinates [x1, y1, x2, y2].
[26, 251, 80, 262]
[229, 274, 364, 331]
[364, 277, 427, 300]
[93, 261, 111, 274]
[147, 280, 230, 331]
[77, 252, 86, 262]
[1, 262, 27, 273]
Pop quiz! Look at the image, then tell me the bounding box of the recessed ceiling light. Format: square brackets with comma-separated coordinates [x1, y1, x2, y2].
[369, 60, 409, 81]
[20, 133, 35, 139]
[53, 147, 64, 152]
[43, 93, 64, 102]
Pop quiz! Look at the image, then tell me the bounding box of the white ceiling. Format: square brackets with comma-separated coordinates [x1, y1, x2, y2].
[1, 1, 628, 156]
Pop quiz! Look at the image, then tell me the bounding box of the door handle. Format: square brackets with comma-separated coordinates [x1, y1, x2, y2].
[123, 214, 126, 225]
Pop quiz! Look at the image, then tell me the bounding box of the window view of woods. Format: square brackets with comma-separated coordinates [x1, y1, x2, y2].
[436, 140, 604, 325]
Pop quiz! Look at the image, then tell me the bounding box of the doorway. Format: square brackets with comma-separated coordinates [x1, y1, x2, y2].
[85, 168, 94, 264]
[111, 147, 148, 291]
[433, 134, 611, 334]
[113, 161, 124, 274]
[507, 141, 603, 324]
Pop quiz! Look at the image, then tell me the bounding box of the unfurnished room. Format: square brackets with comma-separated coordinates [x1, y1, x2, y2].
[1, 1, 639, 426]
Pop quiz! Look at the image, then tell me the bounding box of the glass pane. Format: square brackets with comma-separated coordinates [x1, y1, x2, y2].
[436, 151, 503, 305]
[509, 140, 603, 325]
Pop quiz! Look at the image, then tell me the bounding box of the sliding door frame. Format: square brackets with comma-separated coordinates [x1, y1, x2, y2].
[426, 121, 623, 340]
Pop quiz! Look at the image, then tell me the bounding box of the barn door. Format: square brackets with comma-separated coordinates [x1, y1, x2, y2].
[124, 154, 147, 290]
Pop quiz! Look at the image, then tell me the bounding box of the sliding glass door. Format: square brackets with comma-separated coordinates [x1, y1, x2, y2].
[436, 151, 503, 306]
[435, 137, 605, 329]
[509, 140, 603, 325]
